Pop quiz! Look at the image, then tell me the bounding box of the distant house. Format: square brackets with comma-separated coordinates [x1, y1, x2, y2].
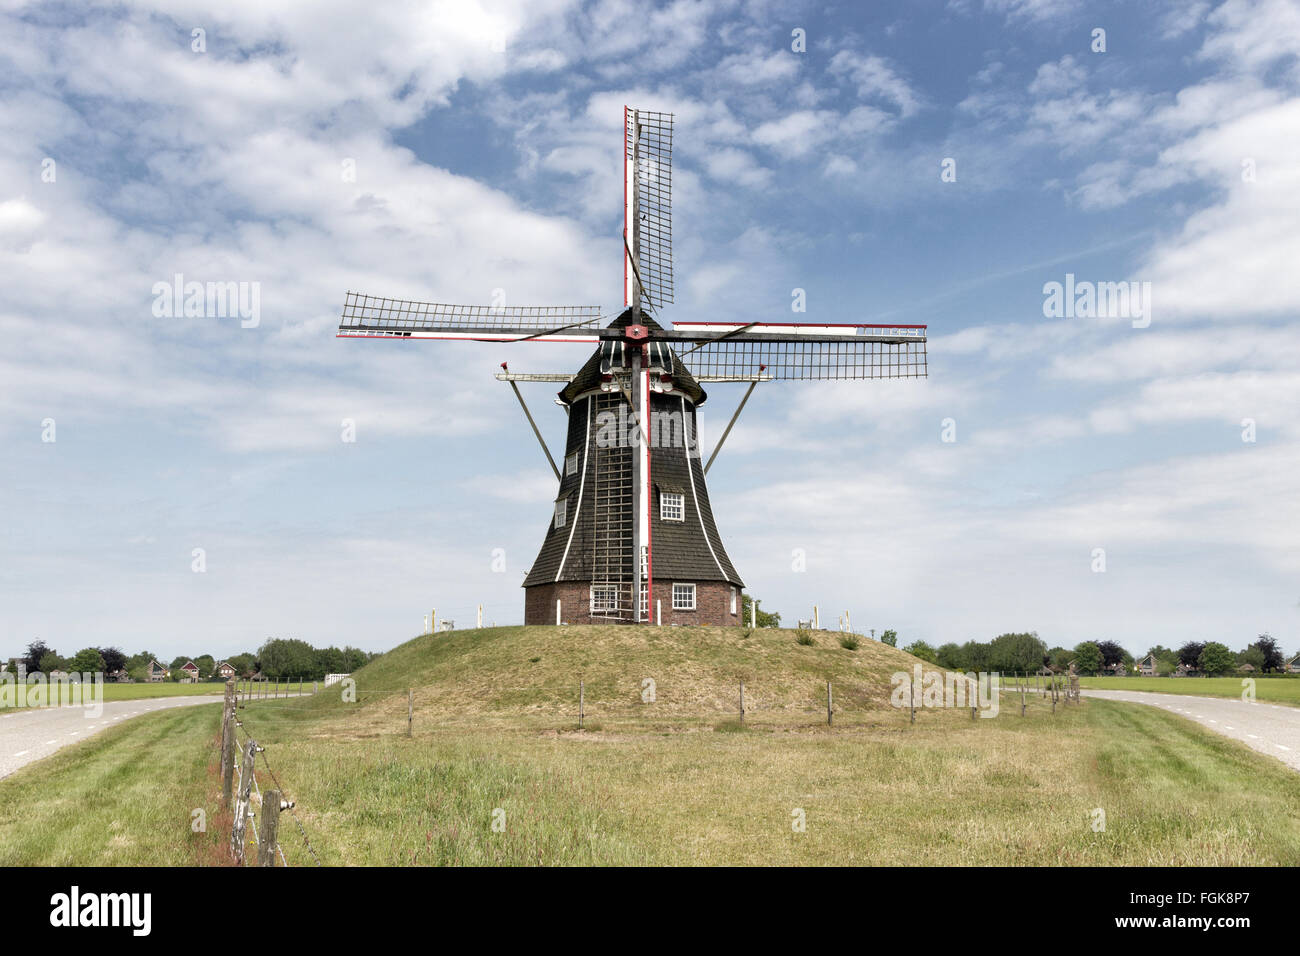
[1174, 662, 1197, 677]
[146, 659, 169, 682]
[1286, 656, 1300, 675]
[1239, 662, 1255, 673]
[178, 661, 200, 683]
[106, 668, 131, 683]
[1137, 654, 1157, 677]
[214, 661, 237, 680]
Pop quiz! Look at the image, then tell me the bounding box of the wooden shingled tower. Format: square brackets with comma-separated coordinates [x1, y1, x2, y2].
[337, 107, 928, 626]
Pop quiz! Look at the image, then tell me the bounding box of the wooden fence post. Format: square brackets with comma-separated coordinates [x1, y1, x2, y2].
[739, 681, 745, 724]
[220, 679, 234, 772]
[579, 680, 584, 730]
[407, 688, 413, 738]
[257, 789, 281, 867]
[221, 690, 236, 810]
[909, 677, 916, 724]
[230, 739, 257, 863]
[827, 681, 833, 726]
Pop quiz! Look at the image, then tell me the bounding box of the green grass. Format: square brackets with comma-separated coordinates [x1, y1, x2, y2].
[4, 626, 1298, 866]
[0, 704, 229, 865]
[1079, 675, 1300, 706]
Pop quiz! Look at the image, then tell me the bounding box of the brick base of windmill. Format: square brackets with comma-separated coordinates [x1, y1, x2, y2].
[526, 580, 741, 627]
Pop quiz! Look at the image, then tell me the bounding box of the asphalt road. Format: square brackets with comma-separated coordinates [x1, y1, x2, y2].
[1084, 689, 1300, 772]
[0, 695, 225, 780]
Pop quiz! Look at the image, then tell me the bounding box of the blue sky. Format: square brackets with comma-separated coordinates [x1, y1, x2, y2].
[2, 0, 1298, 661]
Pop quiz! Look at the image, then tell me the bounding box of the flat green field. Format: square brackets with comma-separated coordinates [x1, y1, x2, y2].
[1079, 676, 1300, 705]
[3, 626, 1298, 866]
[1, 680, 314, 712]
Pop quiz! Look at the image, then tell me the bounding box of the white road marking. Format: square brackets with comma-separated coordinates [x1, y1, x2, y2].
[1248, 734, 1260, 739]
[1278, 744, 1292, 752]
[14, 750, 28, 757]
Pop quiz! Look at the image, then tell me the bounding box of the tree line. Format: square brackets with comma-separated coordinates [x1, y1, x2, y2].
[887, 632, 1294, 677]
[6, 639, 376, 682]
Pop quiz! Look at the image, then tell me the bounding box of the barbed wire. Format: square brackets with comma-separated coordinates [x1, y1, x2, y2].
[233, 703, 324, 866]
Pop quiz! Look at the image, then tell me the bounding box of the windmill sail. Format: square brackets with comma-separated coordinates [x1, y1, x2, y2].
[337, 292, 604, 341]
[669, 322, 928, 380]
[626, 109, 673, 310]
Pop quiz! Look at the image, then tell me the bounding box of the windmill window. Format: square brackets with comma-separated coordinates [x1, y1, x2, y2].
[565, 452, 579, 476]
[672, 583, 696, 611]
[640, 584, 649, 617]
[553, 497, 567, 529]
[730, 587, 738, 615]
[591, 584, 619, 613]
[660, 492, 685, 522]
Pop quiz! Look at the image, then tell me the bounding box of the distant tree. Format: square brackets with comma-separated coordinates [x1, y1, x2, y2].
[1199, 642, 1235, 676]
[68, 648, 106, 674]
[904, 640, 937, 663]
[1096, 640, 1126, 668]
[1047, 647, 1073, 672]
[740, 595, 781, 628]
[227, 653, 257, 678]
[1252, 634, 1283, 672]
[314, 646, 346, 677]
[935, 642, 965, 670]
[341, 647, 372, 671]
[1238, 645, 1266, 671]
[194, 655, 216, 680]
[989, 632, 1048, 674]
[1177, 642, 1205, 668]
[98, 647, 127, 673]
[38, 651, 65, 674]
[961, 640, 993, 672]
[258, 638, 319, 681]
[23, 641, 53, 673]
[879, 629, 898, 647]
[1072, 641, 1102, 676]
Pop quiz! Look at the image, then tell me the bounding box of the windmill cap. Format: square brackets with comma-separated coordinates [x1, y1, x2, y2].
[558, 308, 706, 406]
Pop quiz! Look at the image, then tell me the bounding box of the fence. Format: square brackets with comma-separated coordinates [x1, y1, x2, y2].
[363, 666, 1085, 737]
[218, 679, 322, 866]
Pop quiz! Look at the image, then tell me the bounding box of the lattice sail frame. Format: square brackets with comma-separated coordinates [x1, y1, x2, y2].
[669, 322, 928, 380]
[626, 108, 674, 310]
[337, 292, 604, 341]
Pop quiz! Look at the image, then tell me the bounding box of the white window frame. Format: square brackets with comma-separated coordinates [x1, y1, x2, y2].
[640, 583, 649, 617]
[672, 582, 696, 611]
[730, 587, 738, 615]
[565, 451, 579, 476]
[591, 584, 618, 613]
[553, 497, 567, 529]
[660, 491, 685, 522]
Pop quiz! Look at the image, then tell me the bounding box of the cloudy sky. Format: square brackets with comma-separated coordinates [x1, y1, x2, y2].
[2, 0, 1298, 661]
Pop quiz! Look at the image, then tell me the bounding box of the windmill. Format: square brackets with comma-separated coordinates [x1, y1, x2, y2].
[338, 107, 927, 625]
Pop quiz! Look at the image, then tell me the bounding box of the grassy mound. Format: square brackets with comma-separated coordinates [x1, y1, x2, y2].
[314, 624, 928, 725]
